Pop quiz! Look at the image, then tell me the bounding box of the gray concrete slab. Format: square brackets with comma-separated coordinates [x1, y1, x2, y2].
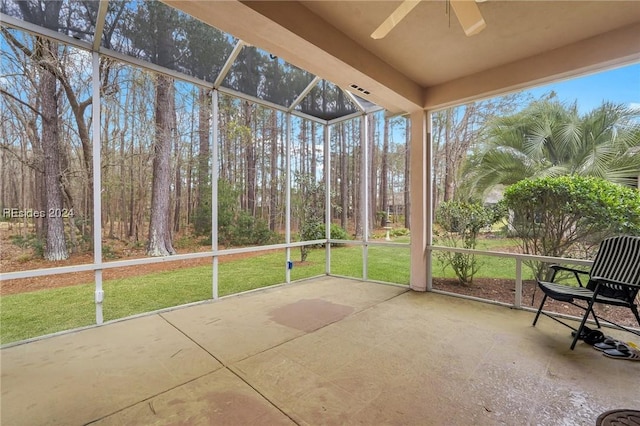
[93, 369, 295, 425]
[2, 277, 639, 426]
[233, 289, 640, 425]
[1, 315, 221, 426]
[160, 276, 407, 364]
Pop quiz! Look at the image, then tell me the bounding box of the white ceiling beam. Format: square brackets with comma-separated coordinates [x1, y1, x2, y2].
[424, 22, 640, 110]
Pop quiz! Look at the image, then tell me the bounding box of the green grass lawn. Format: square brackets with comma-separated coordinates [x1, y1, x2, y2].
[0, 238, 527, 344]
[1, 285, 96, 344]
[367, 245, 410, 284]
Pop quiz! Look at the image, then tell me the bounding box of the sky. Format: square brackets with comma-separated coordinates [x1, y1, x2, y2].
[522, 62, 640, 114]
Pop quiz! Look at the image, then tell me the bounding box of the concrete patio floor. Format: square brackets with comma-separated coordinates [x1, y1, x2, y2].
[1, 276, 639, 425]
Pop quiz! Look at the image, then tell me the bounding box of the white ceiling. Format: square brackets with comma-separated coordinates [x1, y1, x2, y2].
[166, 0, 640, 113]
[302, 1, 640, 86]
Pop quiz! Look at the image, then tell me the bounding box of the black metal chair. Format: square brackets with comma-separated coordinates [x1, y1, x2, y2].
[532, 235, 640, 349]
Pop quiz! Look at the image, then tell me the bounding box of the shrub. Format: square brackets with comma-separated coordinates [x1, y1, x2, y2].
[293, 173, 349, 261]
[102, 244, 118, 260]
[298, 223, 350, 252]
[16, 253, 32, 263]
[326, 223, 349, 242]
[501, 175, 640, 278]
[390, 228, 409, 237]
[193, 180, 237, 238]
[192, 180, 277, 247]
[10, 233, 44, 258]
[229, 212, 277, 246]
[435, 201, 505, 285]
[295, 174, 325, 262]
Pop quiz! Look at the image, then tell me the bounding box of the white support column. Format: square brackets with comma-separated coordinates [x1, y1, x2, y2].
[324, 123, 331, 275]
[409, 109, 430, 291]
[285, 113, 292, 283]
[211, 89, 219, 299]
[360, 115, 369, 280]
[515, 257, 523, 308]
[92, 52, 104, 323]
[426, 111, 433, 290]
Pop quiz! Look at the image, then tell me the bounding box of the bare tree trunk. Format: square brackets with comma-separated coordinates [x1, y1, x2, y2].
[127, 82, 137, 239]
[443, 109, 455, 202]
[244, 101, 256, 215]
[196, 88, 210, 209]
[269, 110, 278, 231]
[404, 117, 411, 229]
[119, 115, 127, 239]
[310, 121, 316, 181]
[340, 123, 348, 228]
[368, 115, 377, 233]
[30, 116, 46, 240]
[40, 39, 68, 260]
[60, 61, 94, 245]
[300, 120, 307, 178]
[0, 146, 5, 210]
[277, 116, 286, 230]
[219, 97, 227, 182]
[353, 121, 362, 238]
[186, 126, 193, 225]
[147, 74, 176, 256]
[311, 122, 319, 209]
[20, 124, 31, 236]
[380, 116, 390, 227]
[173, 139, 181, 233]
[260, 112, 266, 220]
[438, 105, 476, 203]
[432, 112, 444, 209]
[127, 155, 135, 238]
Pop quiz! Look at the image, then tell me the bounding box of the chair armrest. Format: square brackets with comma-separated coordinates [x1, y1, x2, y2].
[590, 276, 640, 290]
[549, 265, 590, 275]
[548, 264, 590, 287]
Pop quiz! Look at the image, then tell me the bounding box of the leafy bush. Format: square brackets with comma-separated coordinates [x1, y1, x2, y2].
[300, 220, 324, 242]
[326, 223, 349, 241]
[295, 177, 349, 260]
[391, 228, 409, 237]
[435, 201, 505, 285]
[295, 174, 325, 261]
[193, 180, 236, 238]
[501, 175, 640, 278]
[299, 223, 349, 246]
[102, 244, 118, 260]
[10, 233, 44, 258]
[371, 227, 410, 239]
[192, 180, 277, 247]
[228, 212, 277, 246]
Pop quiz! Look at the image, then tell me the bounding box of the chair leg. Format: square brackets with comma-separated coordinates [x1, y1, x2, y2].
[571, 300, 595, 350]
[632, 305, 640, 327]
[588, 305, 601, 329]
[532, 294, 548, 326]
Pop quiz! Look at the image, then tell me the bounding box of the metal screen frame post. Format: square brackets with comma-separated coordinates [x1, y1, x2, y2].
[361, 114, 369, 281]
[211, 89, 219, 299]
[285, 113, 292, 283]
[426, 110, 433, 291]
[91, 51, 104, 324]
[324, 123, 331, 275]
[515, 258, 523, 308]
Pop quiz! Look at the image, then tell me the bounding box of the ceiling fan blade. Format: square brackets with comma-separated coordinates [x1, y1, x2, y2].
[371, 0, 421, 39]
[450, 0, 486, 36]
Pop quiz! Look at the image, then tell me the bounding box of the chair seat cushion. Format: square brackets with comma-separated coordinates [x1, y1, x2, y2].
[538, 281, 634, 307]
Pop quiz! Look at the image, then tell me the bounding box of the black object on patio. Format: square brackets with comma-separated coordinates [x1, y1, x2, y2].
[532, 235, 640, 350]
[596, 409, 640, 426]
